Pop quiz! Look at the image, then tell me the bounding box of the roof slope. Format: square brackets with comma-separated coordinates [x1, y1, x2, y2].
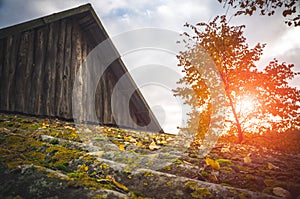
[0, 4, 105, 42]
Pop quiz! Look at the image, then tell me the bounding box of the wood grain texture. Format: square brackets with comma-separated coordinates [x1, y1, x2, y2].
[0, 39, 5, 109]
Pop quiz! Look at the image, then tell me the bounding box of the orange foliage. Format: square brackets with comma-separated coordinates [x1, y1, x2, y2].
[219, 130, 300, 154]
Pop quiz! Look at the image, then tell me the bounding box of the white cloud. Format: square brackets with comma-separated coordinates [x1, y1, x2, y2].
[268, 28, 300, 56]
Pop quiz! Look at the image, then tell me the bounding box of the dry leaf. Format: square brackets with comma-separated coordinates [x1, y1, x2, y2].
[221, 147, 230, 153]
[208, 174, 218, 182]
[64, 125, 76, 131]
[267, 162, 279, 170]
[205, 158, 220, 170]
[106, 175, 128, 191]
[129, 137, 137, 143]
[84, 128, 92, 133]
[149, 141, 160, 150]
[124, 136, 133, 142]
[183, 160, 192, 165]
[157, 140, 167, 145]
[136, 141, 144, 147]
[144, 153, 159, 158]
[272, 187, 291, 198]
[79, 164, 89, 171]
[243, 156, 252, 164]
[88, 151, 104, 157]
[0, 127, 11, 133]
[119, 144, 125, 151]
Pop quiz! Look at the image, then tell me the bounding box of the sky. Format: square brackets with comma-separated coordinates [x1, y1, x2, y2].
[0, 0, 299, 133]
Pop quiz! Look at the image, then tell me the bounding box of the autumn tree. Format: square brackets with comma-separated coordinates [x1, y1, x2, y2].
[218, 0, 300, 26]
[174, 15, 300, 143]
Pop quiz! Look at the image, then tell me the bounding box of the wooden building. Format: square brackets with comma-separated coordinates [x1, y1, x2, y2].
[0, 4, 162, 132]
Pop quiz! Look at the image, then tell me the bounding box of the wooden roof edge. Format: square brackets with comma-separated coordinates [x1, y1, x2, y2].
[0, 4, 95, 39]
[114, 58, 164, 133]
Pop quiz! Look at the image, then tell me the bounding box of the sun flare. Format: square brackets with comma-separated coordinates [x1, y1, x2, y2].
[236, 97, 255, 115]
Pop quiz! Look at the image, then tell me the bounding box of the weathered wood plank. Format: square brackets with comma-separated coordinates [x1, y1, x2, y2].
[48, 21, 59, 116]
[0, 38, 5, 109]
[40, 24, 52, 115]
[95, 76, 103, 123]
[71, 21, 83, 120]
[0, 39, 4, 81]
[23, 30, 35, 114]
[1, 37, 13, 110]
[102, 71, 108, 124]
[105, 71, 114, 124]
[80, 37, 88, 121]
[61, 19, 72, 118]
[43, 22, 58, 116]
[55, 19, 66, 116]
[121, 95, 128, 127]
[130, 100, 138, 129]
[31, 26, 48, 115]
[69, 19, 79, 117]
[7, 33, 21, 111]
[14, 31, 30, 112]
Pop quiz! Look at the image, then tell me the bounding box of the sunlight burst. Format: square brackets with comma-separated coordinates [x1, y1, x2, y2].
[236, 97, 255, 115]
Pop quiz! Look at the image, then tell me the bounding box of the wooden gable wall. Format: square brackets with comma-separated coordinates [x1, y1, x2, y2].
[0, 5, 161, 132]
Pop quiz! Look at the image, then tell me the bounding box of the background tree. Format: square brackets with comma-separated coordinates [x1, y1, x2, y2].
[218, 0, 300, 26]
[174, 15, 300, 143]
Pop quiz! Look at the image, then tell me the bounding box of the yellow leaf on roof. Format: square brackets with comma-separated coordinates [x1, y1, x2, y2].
[119, 144, 125, 151]
[106, 175, 128, 191]
[244, 156, 251, 164]
[136, 141, 144, 147]
[221, 147, 230, 153]
[205, 158, 220, 170]
[157, 140, 167, 145]
[267, 162, 279, 170]
[64, 125, 76, 131]
[88, 151, 104, 157]
[79, 164, 89, 171]
[149, 141, 160, 150]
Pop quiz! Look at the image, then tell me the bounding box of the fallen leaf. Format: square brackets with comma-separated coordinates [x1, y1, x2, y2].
[149, 141, 160, 150]
[157, 139, 167, 145]
[221, 147, 230, 153]
[0, 127, 11, 133]
[267, 162, 279, 170]
[216, 159, 232, 164]
[243, 156, 251, 164]
[64, 125, 76, 131]
[183, 160, 192, 165]
[205, 158, 220, 170]
[208, 173, 218, 182]
[143, 153, 159, 158]
[84, 128, 92, 133]
[136, 141, 144, 147]
[124, 136, 133, 142]
[106, 175, 128, 191]
[88, 151, 104, 157]
[272, 187, 291, 198]
[79, 164, 89, 171]
[119, 144, 125, 151]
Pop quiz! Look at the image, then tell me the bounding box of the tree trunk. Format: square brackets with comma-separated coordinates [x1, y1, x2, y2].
[226, 90, 243, 143]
